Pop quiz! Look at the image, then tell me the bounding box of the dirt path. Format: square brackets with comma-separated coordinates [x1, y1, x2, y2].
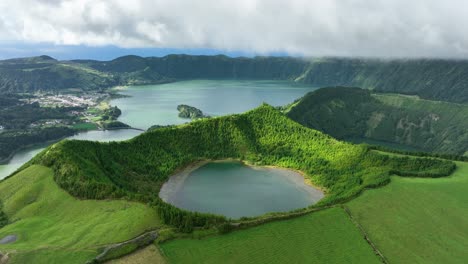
[87, 231, 158, 263]
[0, 252, 9, 264]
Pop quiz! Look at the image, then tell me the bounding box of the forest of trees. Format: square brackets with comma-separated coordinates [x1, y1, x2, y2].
[0, 201, 8, 229]
[287, 86, 468, 155]
[0, 127, 75, 162]
[27, 105, 456, 231]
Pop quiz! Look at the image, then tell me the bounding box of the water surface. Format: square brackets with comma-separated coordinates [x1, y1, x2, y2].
[160, 161, 324, 219]
[0, 129, 142, 179]
[1, 80, 316, 180]
[113, 80, 316, 129]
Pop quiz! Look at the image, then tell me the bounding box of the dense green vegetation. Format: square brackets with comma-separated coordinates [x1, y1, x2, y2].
[160, 207, 379, 264]
[366, 145, 468, 162]
[0, 165, 160, 264]
[0, 103, 461, 263]
[346, 160, 468, 263]
[177, 104, 209, 119]
[0, 94, 79, 161]
[0, 127, 75, 162]
[0, 201, 7, 229]
[3, 55, 468, 103]
[101, 121, 131, 130]
[27, 105, 454, 231]
[287, 87, 468, 155]
[72, 122, 98, 131]
[0, 93, 129, 163]
[101, 106, 122, 121]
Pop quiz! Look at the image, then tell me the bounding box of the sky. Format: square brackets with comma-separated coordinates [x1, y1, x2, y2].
[0, 0, 467, 60]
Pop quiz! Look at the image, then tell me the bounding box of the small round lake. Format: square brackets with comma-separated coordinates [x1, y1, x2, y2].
[159, 161, 324, 219]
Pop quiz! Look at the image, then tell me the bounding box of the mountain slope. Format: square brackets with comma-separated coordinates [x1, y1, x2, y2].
[2, 55, 468, 103]
[25, 105, 454, 220]
[0, 105, 456, 263]
[0, 165, 160, 264]
[287, 87, 468, 155]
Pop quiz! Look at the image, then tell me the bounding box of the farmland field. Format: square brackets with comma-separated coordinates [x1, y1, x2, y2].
[346, 161, 468, 263]
[160, 207, 380, 264]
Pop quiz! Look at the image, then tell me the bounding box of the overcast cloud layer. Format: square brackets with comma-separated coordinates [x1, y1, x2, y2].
[1, 0, 468, 58]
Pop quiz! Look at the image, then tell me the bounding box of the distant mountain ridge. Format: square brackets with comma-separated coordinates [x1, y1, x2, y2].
[1, 54, 468, 103]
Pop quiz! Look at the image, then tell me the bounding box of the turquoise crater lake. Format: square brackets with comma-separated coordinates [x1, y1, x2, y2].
[159, 161, 324, 219]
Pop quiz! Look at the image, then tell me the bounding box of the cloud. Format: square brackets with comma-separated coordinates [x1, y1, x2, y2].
[0, 0, 468, 58]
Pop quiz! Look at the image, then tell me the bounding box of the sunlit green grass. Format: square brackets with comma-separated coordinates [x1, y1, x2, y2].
[0, 165, 161, 264]
[72, 122, 98, 131]
[347, 161, 468, 263]
[160, 207, 379, 264]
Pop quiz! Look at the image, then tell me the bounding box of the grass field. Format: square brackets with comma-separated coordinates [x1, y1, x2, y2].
[157, 158, 468, 264]
[0, 165, 161, 264]
[1, 153, 466, 264]
[72, 122, 98, 131]
[160, 207, 380, 264]
[347, 161, 468, 263]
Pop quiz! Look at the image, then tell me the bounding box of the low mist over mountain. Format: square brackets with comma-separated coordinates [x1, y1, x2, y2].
[2, 55, 468, 103]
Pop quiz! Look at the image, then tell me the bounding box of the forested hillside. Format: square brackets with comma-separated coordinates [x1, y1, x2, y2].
[22, 105, 454, 230]
[2, 55, 468, 103]
[287, 87, 468, 155]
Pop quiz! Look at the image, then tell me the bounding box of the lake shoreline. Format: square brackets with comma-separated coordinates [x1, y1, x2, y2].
[159, 158, 325, 218]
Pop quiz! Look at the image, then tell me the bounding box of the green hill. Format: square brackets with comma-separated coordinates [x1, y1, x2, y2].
[27, 105, 454, 224]
[3, 55, 468, 103]
[0, 165, 160, 264]
[0, 105, 457, 263]
[287, 87, 468, 155]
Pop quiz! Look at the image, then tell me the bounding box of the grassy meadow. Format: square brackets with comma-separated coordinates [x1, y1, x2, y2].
[346, 161, 468, 263]
[0, 165, 161, 264]
[160, 207, 380, 264]
[157, 159, 468, 264]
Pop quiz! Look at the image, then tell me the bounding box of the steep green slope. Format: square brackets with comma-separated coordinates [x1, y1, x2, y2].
[3, 55, 468, 103]
[0, 105, 457, 262]
[160, 207, 380, 264]
[82, 55, 468, 103]
[297, 58, 468, 103]
[287, 87, 468, 155]
[0, 165, 160, 264]
[346, 160, 468, 263]
[23, 105, 454, 230]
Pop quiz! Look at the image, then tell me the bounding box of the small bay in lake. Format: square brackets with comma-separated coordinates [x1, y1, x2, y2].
[159, 161, 324, 219]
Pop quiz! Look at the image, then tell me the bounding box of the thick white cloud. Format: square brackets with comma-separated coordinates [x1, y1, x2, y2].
[1, 0, 468, 58]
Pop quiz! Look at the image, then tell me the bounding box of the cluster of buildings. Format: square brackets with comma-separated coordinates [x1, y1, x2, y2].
[24, 93, 106, 108]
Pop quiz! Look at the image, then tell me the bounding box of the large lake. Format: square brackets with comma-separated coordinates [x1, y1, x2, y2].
[159, 161, 324, 219]
[0, 80, 317, 179]
[112, 80, 316, 129]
